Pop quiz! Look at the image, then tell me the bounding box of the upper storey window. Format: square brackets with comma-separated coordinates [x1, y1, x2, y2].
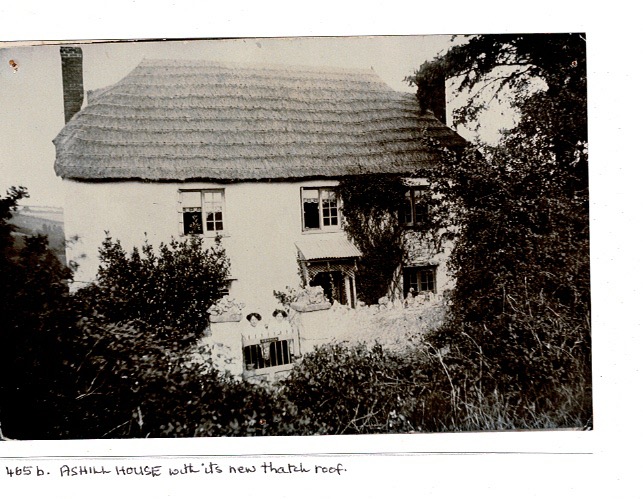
[301, 188, 341, 231]
[404, 187, 430, 227]
[180, 189, 224, 236]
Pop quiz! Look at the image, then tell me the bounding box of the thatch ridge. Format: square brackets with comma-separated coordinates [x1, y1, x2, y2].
[54, 59, 466, 181]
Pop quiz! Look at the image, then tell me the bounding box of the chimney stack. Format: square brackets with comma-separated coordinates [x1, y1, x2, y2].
[60, 46, 84, 123]
[415, 64, 447, 124]
[423, 67, 446, 124]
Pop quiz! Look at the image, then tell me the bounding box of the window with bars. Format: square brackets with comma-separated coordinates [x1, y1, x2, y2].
[180, 190, 224, 236]
[301, 187, 341, 231]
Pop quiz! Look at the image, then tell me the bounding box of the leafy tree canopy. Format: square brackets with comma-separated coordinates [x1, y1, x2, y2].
[409, 33, 587, 137]
[405, 34, 591, 413]
[409, 33, 587, 189]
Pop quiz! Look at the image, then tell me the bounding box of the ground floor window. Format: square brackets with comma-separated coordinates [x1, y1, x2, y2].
[403, 265, 437, 296]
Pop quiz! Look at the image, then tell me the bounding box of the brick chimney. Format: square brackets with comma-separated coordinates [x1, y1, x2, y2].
[422, 66, 446, 124]
[60, 46, 84, 123]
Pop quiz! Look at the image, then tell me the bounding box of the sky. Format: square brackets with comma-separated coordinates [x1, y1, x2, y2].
[0, 35, 464, 207]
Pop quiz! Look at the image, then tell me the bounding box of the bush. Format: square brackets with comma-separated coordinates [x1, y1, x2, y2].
[75, 234, 230, 344]
[57, 318, 325, 439]
[280, 326, 591, 435]
[281, 342, 456, 434]
[424, 298, 592, 429]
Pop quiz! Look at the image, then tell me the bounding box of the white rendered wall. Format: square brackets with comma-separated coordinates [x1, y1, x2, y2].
[63, 178, 340, 318]
[63, 178, 453, 316]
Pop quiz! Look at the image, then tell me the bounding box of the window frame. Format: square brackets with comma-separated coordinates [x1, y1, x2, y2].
[403, 186, 431, 228]
[403, 265, 437, 296]
[300, 187, 342, 233]
[179, 189, 226, 237]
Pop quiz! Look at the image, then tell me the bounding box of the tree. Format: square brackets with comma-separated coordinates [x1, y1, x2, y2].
[409, 33, 587, 195]
[406, 34, 591, 422]
[0, 187, 73, 439]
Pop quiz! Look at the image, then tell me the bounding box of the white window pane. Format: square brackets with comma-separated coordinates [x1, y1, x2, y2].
[203, 191, 222, 203]
[181, 191, 201, 208]
[321, 189, 337, 201]
[302, 188, 319, 202]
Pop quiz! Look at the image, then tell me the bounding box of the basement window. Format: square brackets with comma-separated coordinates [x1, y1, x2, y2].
[180, 190, 225, 236]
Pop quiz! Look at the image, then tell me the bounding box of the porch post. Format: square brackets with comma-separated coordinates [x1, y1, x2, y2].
[351, 274, 357, 308]
[344, 274, 351, 308]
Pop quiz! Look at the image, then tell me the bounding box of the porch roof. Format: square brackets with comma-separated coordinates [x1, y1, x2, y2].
[295, 235, 361, 261]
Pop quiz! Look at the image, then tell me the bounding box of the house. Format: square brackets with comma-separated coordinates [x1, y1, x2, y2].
[53, 47, 466, 348]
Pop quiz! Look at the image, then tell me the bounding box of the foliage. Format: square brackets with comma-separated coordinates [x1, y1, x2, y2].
[0, 186, 28, 253]
[75, 234, 230, 344]
[56, 318, 325, 439]
[280, 331, 590, 434]
[281, 343, 422, 434]
[408, 33, 587, 193]
[409, 35, 586, 122]
[403, 33, 591, 422]
[0, 187, 74, 439]
[336, 175, 408, 304]
[273, 285, 301, 308]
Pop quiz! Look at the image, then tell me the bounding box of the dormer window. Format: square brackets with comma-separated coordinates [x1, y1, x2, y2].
[301, 187, 341, 231]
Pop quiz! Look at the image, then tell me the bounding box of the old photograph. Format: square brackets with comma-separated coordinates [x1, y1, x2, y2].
[0, 34, 590, 440]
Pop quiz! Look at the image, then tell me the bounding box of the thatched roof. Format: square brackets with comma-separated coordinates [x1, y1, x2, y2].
[54, 59, 466, 181]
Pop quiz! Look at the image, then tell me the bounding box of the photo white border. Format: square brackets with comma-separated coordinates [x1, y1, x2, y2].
[1, 1, 639, 496]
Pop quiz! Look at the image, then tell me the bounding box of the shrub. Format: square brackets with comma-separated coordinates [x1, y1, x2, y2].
[75, 234, 230, 344]
[424, 298, 592, 429]
[44, 316, 325, 439]
[281, 342, 454, 434]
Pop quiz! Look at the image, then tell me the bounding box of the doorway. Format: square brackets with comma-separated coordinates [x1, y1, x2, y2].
[310, 270, 346, 305]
